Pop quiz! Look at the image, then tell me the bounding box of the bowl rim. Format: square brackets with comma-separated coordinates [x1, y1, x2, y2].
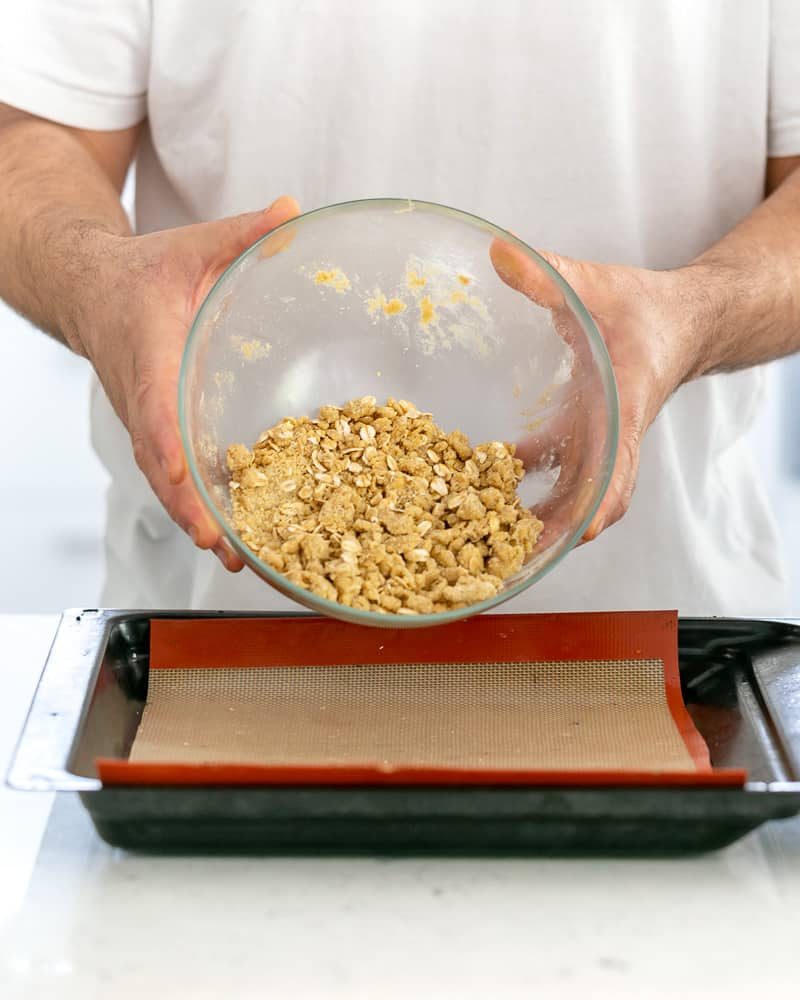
[178, 196, 619, 627]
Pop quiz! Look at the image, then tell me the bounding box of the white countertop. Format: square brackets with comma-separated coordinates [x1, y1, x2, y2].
[2, 614, 800, 999]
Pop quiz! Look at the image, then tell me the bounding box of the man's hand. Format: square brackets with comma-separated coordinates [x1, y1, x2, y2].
[491, 158, 800, 544]
[66, 196, 300, 569]
[0, 106, 303, 570]
[491, 240, 702, 542]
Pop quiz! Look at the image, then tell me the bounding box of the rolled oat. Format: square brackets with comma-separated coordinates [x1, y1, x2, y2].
[227, 397, 543, 614]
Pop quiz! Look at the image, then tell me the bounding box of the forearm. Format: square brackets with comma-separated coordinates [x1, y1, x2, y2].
[684, 165, 800, 379]
[0, 113, 133, 353]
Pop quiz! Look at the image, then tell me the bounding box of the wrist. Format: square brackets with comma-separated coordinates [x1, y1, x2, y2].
[674, 247, 796, 381]
[628, 265, 709, 399]
[57, 225, 128, 358]
[663, 261, 735, 383]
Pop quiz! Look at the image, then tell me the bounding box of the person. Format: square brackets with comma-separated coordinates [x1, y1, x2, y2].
[0, 1, 798, 616]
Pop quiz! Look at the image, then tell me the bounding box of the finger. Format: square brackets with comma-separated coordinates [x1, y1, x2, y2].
[258, 213, 299, 259]
[130, 414, 212, 544]
[198, 195, 301, 279]
[525, 402, 599, 549]
[130, 425, 244, 571]
[581, 431, 640, 542]
[490, 238, 600, 372]
[583, 385, 649, 542]
[212, 537, 245, 573]
[128, 352, 224, 553]
[131, 351, 186, 486]
[514, 385, 582, 470]
[490, 238, 567, 310]
[529, 502, 583, 553]
[167, 483, 245, 573]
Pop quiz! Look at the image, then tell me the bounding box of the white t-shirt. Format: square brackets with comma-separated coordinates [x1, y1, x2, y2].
[2, 0, 799, 615]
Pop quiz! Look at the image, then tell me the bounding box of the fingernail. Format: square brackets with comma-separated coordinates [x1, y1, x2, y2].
[161, 455, 182, 485]
[587, 519, 605, 541]
[213, 540, 232, 570]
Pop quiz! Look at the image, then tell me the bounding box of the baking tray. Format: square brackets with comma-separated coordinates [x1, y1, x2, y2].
[7, 610, 800, 855]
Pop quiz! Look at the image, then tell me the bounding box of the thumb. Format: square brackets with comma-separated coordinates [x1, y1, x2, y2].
[198, 194, 301, 276]
[491, 237, 602, 373]
[581, 431, 640, 543]
[490, 237, 587, 310]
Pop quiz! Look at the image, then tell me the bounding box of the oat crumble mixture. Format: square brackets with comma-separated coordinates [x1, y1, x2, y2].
[227, 397, 543, 615]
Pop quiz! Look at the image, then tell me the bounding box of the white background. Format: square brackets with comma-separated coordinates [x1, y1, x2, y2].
[0, 300, 107, 611]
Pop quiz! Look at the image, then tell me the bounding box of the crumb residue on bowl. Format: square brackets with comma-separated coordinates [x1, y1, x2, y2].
[366, 290, 408, 316]
[231, 336, 272, 361]
[307, 256, 496, 360]
[313, 267, 351, 293]
[449, 323, 493, 359]
[406, 267, 428, 290]
[419, 295, 437, 327]
[401, 256, 496, 356]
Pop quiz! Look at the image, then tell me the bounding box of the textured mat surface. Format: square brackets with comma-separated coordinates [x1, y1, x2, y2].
[130, 657, 695, 772]
[97, 612, 745, 786]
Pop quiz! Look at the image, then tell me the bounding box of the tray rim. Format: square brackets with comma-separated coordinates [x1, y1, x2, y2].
[7, 608, 800, 795]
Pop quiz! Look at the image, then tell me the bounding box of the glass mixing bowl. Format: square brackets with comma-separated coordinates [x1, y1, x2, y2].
[179, 198, 618, 627]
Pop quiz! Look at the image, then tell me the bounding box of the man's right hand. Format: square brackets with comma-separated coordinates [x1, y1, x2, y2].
[64, 196, 301, 569]
[0, 104, 300, 571]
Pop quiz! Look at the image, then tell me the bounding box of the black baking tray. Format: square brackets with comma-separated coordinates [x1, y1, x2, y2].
[7, 610, 800, 855]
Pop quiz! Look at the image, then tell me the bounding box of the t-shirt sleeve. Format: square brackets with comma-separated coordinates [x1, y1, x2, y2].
[769, 0, 800, 157]
[0, 0, 150, 130]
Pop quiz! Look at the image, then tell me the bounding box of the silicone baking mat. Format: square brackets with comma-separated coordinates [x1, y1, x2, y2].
[97, 612, 745, 787]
